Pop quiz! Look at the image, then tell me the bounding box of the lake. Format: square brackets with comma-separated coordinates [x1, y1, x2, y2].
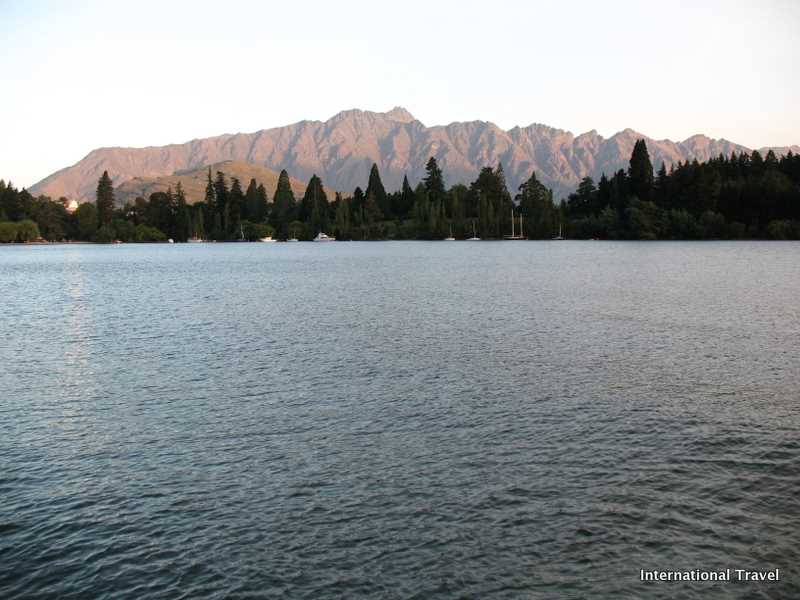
[1, 241, 798, 599]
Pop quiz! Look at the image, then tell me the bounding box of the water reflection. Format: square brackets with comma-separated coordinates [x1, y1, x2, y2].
[0, 242, 798, 600]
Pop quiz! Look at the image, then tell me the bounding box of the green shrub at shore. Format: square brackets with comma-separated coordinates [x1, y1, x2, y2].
[0, 219, 41, 242]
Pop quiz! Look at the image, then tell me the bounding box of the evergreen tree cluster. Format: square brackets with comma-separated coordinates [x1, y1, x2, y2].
[564, 142, 800, 239]
[1, 179, 69, 241]
[324, 158, 555, 241]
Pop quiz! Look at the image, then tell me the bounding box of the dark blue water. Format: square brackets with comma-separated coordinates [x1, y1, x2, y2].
[1, 241, 798, 599]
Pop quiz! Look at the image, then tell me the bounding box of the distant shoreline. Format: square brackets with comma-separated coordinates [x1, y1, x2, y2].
[3, 238, 799, 247]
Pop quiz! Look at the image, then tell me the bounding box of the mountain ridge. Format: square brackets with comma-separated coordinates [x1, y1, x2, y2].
[30, 108, 800, 202]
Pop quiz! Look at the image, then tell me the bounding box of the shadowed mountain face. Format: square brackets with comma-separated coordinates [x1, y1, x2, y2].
[30, 108, 799, 202]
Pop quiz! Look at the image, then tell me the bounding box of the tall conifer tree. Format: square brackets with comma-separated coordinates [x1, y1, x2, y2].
[423, 157, 446, 204]
[175, 181, 191, 242]
[365, 163, 389, 218]
[301, 174, 329, 233]
[228, 177, 244, 236]
[96, 170, 115, 227]
[244, 178, 259, 222]
[271, 169, 296, 238]
[628, 139, 654, 201]
[397, 174, 415, 218]
[255, 183, 268, 223]
[334, 192, 351, 240]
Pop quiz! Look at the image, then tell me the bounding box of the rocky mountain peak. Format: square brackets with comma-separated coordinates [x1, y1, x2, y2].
[384, 107, 417, 123]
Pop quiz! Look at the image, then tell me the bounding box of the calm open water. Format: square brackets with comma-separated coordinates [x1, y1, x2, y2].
[1, 241, 799, 599]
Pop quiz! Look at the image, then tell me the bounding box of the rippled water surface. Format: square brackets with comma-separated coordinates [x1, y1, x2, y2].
[1, 241, 799, 599]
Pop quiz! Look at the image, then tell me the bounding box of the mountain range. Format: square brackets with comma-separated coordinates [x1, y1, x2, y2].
[30, 107, 799, 202]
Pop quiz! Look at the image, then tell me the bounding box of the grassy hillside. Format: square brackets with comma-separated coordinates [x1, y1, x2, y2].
[115, 160, 330, 206]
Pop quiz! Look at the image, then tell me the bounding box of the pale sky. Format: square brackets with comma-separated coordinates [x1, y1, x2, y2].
[2, 0, 798, 188]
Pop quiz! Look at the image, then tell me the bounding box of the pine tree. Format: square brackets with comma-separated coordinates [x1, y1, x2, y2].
[96, 170, 115, 227]
[423, 157, 446, 204]
[244, 178, 259, 222]
[765, 149, 779, 170]
[300, 174, 328, 232]
[193, 205, 205, 239]
[270, 169, 296, 239]
[228, 177, 244, 236]
[203, 168, 216, 239]
[654, 162, 669, 208]
[566, 176, 597, 216]
[255, 183, 268, 223]
[412, 183, 430, 238]
[147, 189, 174, 236]
[611, 169, 628, 220]
[364, 191, 383, 226]
[450, 185, 465, 237]
[628, 139, 654, 201]
[365, 163, 389, 218]
[214, 171, 229, 234]
[204, 168, 216, 212]
[334, 192, 351, 240]
[515, 171, 556, 239]
[351, 187, 365, 224]
[469, 165, 511, 238]
[175, 181, 191, 242]
[301, 175, 329, 233]
[396, 174, 415, 218]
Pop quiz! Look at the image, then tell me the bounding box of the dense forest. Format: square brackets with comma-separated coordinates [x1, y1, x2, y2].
[2, 140, 799, 242]
[564, 141, 800, 239]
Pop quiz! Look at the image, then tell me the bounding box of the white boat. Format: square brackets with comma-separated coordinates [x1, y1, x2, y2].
[167, 238, 174, 244]
[467, 221, 480, 241]
[313, 232, 335, 242]
[444, 224, 456, 241]
[287, 238, 299, 242]
[187, 237, 205, 243]
[552, 224, 565, 240]
[258, 236, 276, 242]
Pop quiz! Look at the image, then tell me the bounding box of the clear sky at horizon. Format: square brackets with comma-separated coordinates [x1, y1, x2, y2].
[2, 0, 798, 188]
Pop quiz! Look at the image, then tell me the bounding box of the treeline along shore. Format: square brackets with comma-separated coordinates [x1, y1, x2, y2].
[2, 140, 800, 243]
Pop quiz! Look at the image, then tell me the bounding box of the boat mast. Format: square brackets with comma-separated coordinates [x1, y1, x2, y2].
[520, 213, 523, 238]
[511, 208, 515, 238]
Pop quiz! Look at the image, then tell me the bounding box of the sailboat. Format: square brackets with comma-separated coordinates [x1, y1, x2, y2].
[314, 232, 335, 242]
[444, 224, 456, 241]
[504, 210, 524, 240]
[552, 223, 565, 240]
[467, 221, 480, 241]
